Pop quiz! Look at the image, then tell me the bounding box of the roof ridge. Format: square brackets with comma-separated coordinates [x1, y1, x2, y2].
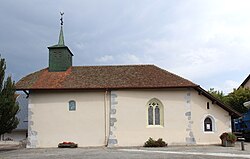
[152, 65, 199, 86]
[72, 64, 155, 67]
[239, 74, 250, 88]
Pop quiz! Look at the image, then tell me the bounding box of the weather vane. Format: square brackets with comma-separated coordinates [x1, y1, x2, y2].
[60, 12, 64, 26]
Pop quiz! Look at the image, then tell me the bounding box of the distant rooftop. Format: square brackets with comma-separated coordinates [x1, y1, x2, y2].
[15, 94, 28, 131]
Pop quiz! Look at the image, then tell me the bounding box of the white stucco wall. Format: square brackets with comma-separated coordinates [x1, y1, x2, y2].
[111, 89, 231, 146]
[28, 90, 106, 148]
[191, 91, 231, 145]
[28, 88, 231, 148]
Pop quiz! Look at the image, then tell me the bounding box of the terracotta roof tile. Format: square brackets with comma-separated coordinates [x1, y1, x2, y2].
[16, 65, 197, 90]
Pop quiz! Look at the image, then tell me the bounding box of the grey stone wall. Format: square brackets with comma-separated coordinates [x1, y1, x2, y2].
[27, 102, 38, 148]
[107, 92, 118, 147]
[185, 91, 196, 144]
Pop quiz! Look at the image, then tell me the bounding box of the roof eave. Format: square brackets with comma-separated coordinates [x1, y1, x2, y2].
[239, 74, 250, 88]
[47, 45, 74, 56]
[16, 85, 197, 91]
[193, 86, 241, 118]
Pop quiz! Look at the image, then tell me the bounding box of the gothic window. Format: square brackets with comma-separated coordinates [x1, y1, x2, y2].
[155, 106, 160, 125]
[148, 106, 153, 125]
[147, 98, 164, 126]
[204, 117, 212, 131]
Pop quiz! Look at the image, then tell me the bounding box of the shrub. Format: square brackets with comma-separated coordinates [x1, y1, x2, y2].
[226, 133, 237, 142]
[144, 137, 168, 147]
[220, 132, 237, 143]
[220, 132, 228, 140]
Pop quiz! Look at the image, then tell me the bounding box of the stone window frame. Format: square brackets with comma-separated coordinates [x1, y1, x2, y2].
[204, 117, 212, 131]
[146, 98, 164, 127]
[202, 115, 216, 133]
[69, 100, 76, 111]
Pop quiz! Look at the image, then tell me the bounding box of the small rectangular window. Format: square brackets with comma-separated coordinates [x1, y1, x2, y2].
[69, 100, 76, 111]
[207, 102, 210, 109]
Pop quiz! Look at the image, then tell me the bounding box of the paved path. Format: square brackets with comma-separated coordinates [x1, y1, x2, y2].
[119, 148, 250, 158]
[0, 142, 250, 159]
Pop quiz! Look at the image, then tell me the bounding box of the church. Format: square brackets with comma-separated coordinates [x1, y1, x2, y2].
[16, 16, 240, 148]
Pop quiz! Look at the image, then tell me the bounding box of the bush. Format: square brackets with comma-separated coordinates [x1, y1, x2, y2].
[220, 132, 237, 143]
[144, 137, 168, 147]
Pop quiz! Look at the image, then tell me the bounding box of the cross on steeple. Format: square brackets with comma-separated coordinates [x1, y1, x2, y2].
[58, 12, 65, 46]
[60, 12, 64, 26]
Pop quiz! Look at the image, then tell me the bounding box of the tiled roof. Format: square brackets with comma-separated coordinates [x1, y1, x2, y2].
[16, 64, 241, 117]
[16, 65, 197, 90]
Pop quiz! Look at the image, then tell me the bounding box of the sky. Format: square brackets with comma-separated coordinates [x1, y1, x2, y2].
[0, 0, 250, 94]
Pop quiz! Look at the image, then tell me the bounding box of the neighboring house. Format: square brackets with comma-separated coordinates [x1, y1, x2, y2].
[16, 23, 240, 148]
[240, 74, 250, 109]
[239, 74, 250, 89]
[1, 94, 28, 141]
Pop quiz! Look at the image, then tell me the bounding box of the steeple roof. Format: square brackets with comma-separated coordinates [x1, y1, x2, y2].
[49, 12, 68, 48]
[58, 26, 65, 46]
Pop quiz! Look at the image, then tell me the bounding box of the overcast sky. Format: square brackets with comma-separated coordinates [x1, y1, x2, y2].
[1, 0, 250, 94]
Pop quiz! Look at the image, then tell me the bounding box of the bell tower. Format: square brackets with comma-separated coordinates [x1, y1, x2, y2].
[48, 12, 73, 72]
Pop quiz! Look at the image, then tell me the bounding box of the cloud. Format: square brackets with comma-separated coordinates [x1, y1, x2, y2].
[96, 55, 114, 63]
[1, 0, 250, 94]
[95, 53, 141, 64]
[120, 53, 141, 64]
[211, 80, 240, 95]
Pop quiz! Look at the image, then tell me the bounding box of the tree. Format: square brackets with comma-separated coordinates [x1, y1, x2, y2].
[208, 88, 226, 103]
[226, 87, 250, 114]
[0, 56, 19, 137]
[208, 87, 250, 114]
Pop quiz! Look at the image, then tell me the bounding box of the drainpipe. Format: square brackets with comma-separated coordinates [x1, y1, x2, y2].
[104, 89, 109, 146]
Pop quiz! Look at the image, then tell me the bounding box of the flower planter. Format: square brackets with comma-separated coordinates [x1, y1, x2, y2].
[221, 139, 235, 147]
[220, 132, 236, 147]
[58, 142, 78, 148]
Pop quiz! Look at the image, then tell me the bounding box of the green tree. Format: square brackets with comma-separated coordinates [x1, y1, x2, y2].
[0, 56, 19, 136]
[208, 88, 226, 103]
[226, 87, 250, 114]
[208, 87, 250, 114]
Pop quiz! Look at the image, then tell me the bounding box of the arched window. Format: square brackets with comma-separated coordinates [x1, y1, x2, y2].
[204, 117, 212, 131]
[148, 106, 153, 125]
[69, 100, 76, 111]
[147, 98, 164, 126]
[155, 106, 160, 125]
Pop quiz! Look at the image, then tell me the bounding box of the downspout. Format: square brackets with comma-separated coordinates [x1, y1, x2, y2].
[104, 89, 109, 146]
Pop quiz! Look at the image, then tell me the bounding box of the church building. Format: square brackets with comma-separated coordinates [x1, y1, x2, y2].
[16, 16, 240, 148]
